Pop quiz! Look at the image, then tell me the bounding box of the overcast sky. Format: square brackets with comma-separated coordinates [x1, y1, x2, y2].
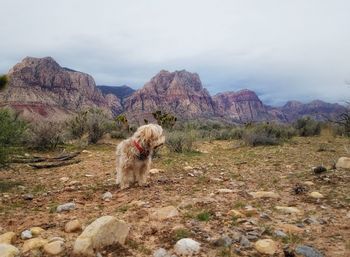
[1, 0, 349, 106]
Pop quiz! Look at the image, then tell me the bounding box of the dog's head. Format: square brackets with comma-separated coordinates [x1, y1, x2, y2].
[134, 124, 165, 149]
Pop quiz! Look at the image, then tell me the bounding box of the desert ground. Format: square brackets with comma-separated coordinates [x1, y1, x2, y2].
[0, 135, 349, 256]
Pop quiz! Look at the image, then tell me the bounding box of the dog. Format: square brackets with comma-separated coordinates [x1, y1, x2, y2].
[116, 124, 165, 189]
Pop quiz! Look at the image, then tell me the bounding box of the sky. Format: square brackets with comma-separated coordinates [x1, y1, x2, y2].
[0, 0, 349, 106]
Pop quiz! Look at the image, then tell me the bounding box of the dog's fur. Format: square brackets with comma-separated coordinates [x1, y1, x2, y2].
[116, 124, 165, 189]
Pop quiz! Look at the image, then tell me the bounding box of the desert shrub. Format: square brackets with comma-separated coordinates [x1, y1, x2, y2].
[110, 130, 130, 139]
[66, 111, 88, 139]
[165, 130, 195, 153]
[25, 121, 64, 150]
[152, 110, 177, 129]
[242, 123, 296, 146]
[294, 117, 321, 137]
[0, 109, 27, 166]
[86, 109, 109, 144]
[0, 75, 8, 91]
[210, 127, 244, 140]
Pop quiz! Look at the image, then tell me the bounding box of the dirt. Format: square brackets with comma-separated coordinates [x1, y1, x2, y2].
[0, 136, 349, 256]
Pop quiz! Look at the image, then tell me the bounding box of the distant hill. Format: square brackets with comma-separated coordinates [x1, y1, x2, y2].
[97, 85, 135, 100]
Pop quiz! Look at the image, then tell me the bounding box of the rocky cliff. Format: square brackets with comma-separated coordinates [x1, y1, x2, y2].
[0, 57, 121, 120]
[123, 70, 216, 120]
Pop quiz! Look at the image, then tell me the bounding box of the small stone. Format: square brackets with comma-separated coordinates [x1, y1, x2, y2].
[0, 243, 19, 257]
[174, 238, 200, 256]
[65, 219, 82, 233]
[129, 200, 147, 207]
[0, 232, 16, 244]
[48, 237, 65, 243]
[274, 230, 287, 238]
[309, 192, 324, 199]
[249, 191, 280, 199]
[102, 192, 112, 201]
[275, 206, 301, 214]
[56, 202, 75, 212]
[217, 188, 234, 193]
[260, 213, 272, 220]
[239, 235, 251, 248]
[295, 245, 324, 257]
[59, 177, 69, 182]
[153, 248, 169, 257]
[336, 157, 350, 170]
[30, 227, 45, 236]
[21, 230, 32, 240]
[213, 236, 232, 247]
[184, 166, 193, 171]
[243, 205, 259, 216]
[312, 166, 327, 174]
[278, 224, 304, 234]
[150, 206, 179, 220]
[150, 169, 163, 174]
[73, 216, 129, 256]
[303, 217, 319, 225]
[44, 240, 65, 255]
[22, 238, 48, 252]
[255, 239, 277, 255]
[304, 181, 315, 186]
[22, 194, 33, 200]
[228, 209, 245, 218]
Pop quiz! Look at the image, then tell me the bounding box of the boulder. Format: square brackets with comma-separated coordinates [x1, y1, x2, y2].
[0, 243, 19, 257]
[73, 216, 129, 256]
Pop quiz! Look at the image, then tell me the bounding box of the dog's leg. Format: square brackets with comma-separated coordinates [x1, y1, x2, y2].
[138, 160, 151, 186]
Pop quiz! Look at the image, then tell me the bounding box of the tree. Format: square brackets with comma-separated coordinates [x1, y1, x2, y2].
[0, 75, 8, 91]
[152, 110, 177, 129]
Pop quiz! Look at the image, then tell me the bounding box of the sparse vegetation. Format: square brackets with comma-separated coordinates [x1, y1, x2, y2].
[26, 121, 64, 150]
[152, 110, 177, 129]
[294, 117, 321, 137]
[165, 130, 195, 153]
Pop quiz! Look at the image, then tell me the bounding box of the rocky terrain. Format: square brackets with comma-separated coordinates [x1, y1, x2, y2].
[0, 135, 349, 256]
[0, 56, 346, 123]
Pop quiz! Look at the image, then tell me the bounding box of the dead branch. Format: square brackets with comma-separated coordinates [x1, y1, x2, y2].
[10, 151, 81, 164]
[29, 159, 81, 169]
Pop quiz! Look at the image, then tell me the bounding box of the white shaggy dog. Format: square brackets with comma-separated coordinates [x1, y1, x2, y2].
[116, 124, 165, 189]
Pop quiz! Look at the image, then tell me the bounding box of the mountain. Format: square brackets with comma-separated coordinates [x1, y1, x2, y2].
[123, 70, 216, 121]
[0, 56, 345, 123]
[97, 85, 135, 100]
[0, 57, 122, 120]
[213, 90, 271, 122]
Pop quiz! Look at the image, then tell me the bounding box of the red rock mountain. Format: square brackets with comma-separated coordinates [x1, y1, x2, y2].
[123, 70, 216, 120]
[0, 56, 345, 123]
[0, 57, 122, 120]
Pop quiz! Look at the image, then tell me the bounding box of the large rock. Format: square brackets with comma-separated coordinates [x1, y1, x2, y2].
[174, 238, 200, 256]
[0, 232, 16, 244]
[22, 238, 48, 252]
[73, 216, 129, 256]
[0, 243, 19, 257]
[150, 206, 179, 220]
[336, 157, 350, 170]
[254, 239, 277, 255]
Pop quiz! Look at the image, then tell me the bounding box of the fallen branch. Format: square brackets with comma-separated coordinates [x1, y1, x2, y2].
[29, 159, 81, 169]
[10, 151, 81, 164]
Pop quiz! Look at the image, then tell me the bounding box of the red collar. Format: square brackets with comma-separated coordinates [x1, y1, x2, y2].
[133, 140, 145, 153]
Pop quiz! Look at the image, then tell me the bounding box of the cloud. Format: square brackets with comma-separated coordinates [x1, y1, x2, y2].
[0, 0, 349, 105]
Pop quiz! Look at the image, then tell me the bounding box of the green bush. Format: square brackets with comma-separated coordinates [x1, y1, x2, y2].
[165, 131, 195, 153]
[294, 117, 321, 137]
[242, 123, 296, 146]
[0, 109, 27, 166]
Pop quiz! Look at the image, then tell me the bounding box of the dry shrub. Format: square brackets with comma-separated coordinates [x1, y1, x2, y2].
[165, 131, 195, 153]
[26, 121, 64, 150]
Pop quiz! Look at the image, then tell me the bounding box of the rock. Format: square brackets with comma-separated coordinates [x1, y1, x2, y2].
[275, 206, 301, 214]
[249, 191, 280, 199]
[278, 224, 304, 234]
[174, 238, 200, 256]
[254, 239, 277, 255]
[239, 235, 251, 248]
[21, 230, 32, 240]
[243, 205, 259, 216]
[0, 232, 16, 244]
[295, 245, 324, 257]
[311, 166, 327, 174]
[56, 202, 75, 212]
[150, 169, 163, 174]
[228, 209, 245, 218]
[73, 216, 129, 256]
[48, 237, 65, 243]
[0, 243, 19, 257]
[129, 200, 147, 207]
[43, 240, 65, 255]
[102, 192, 112, 201]
[303, 217, 319, 225]
[304, 181, 315, 186]
[309, 192, 324, 199]
[150, 206, 179, 220]
[59, 177, 69, 182]
[184, 166, 193, 171]
[22, 238, 48, 252]
[153, 248, 173, 257]
[336, 157, 350, 170]
[217, 188, 234, 193]
[65, 219, 82, 233]
[213, 236, 232, 247]
[274, 230, 288, 238]
[22, 194, 33, 200]
[30, 227, 45, 236]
